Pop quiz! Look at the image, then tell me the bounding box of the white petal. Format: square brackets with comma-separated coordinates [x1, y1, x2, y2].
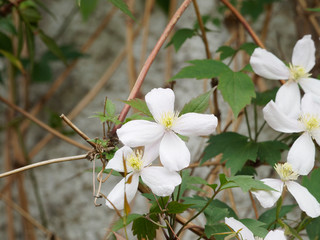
[299, 78, 320, 97]
[142, 140, 161, 167]
[172, 113, 217, 136]
[312, 129, 320, 146]
[265, 230, 286, 240]
[292, 35, 315, 72]
[263, 101, 304, 133]
[250, 48, 290, 80]
[105, 146, 133, 172]
[300, 91, 320, 115]
[224, 217, 254, 240]
[141, 166, 181, 196]
[117, 120, 164, 147]
[251, 178, 283, 208]
[159, 131, 190, 171]
[145, 88, 175, 122]
[275, 82, 301, 119]
[286, 181, 320, 218]
[105, 173, 139, 210]
[287, 132, 314, 175]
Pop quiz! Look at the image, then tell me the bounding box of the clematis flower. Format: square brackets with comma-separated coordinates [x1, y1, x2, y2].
[252, 163, 320, 218]
[105, 145, 181, 210]
[250, 35, 320, 116]
[117, 88, 218, 171]
[263, 93, 320, 175]
[225, 217, 286, 240]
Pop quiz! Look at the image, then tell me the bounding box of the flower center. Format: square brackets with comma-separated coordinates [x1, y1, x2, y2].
[289, 64, 311, 81]
[159, 111, 179, 129]
[127, 150, 143, 171]
[299, 113, 320, 132]
[274, 163, 299, 182]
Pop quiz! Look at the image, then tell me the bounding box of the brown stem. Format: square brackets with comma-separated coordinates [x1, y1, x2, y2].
[249, 191, 259, 219]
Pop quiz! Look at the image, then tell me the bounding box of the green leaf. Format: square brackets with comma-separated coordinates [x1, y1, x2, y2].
[123, 113, 153, 123]
[166, 28, 195, 52]
[20, 7, 42, 24]
[257, 141, 288, 166]
[252, 87, 278, 106]
[107, 0, 135, 20]
[38, 30, 67, 65]
[31, 61, 52, 82]
[0, 31, 13, 52]
[302, 168, 320, 202]
[241, 0, 264, 21]
[167, 201, 193, 214]
[306, 8, 320, 12]
[106, 99, 116, 116]
[193, 15, 211, 29]
[306, 217, 320, 240]
[78, 0, 99, 21]
[132, 216, 159, 240]
[259, 204, 296, 227]
[124, 98, 152, 117]
[239, 42, 258, 55]
[239, 219, 268, 238]
[204, 223, 230, 240]
[155, 0, 170, 14]
[218, 71, 256, 117]
[203, 132, 258, 175]
[42, 45, 87, 62]
[223, 175, 275, 192]
[0, 18, 17, 35]
[0, 49, 24, 72]
[216, 46, 236, 60]
[180, 89, 212, 115]
[170, 59, 230, 81]
[112, 213, 141, 231]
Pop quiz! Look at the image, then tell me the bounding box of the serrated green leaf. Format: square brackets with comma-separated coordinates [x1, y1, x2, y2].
[167, 201, 193, 214]
[78, 0, 99, 21]
[259, 204, 296, 227]
[107, 0, 135, 20]
[216, 46, 236, 60]
[124, 98, 152, 117]
[302, 168, 320, 202]
[203, 132, 258, 175]
[218, 71, 256, 117]
[252, 87, 278, 106]
[180, 89, 212, 115]
[257, 141, 288, 166]
[239, 219, 268, 238]
[170, 59, 230, 81]
[306, 217, 320, 240]
[223, 175, 275, 192]
[239, 42, 258, 55]
[204, 223, 230, 239]
[106, 99, 116, 116]
[132, 216, 158, 240]
[166, 28, 195, 52]
[112, 213, 141, 231]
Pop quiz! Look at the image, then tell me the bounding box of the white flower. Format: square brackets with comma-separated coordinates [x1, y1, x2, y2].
[225, 217, 286, 240]
[117, 88, 218, 171]
[250, 35, 320, 116]
[252, 163, 320, 218]
[105, 144, 181, 210]
[263, 93, 320, 175]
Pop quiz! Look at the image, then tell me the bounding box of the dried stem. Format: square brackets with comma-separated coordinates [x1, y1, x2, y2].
[249, 191, 259, 219]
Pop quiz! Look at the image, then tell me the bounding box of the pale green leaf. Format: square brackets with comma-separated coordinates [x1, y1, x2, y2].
[124, 98, 152, 117]
[107, 0, 135, 20]
[180, 89, 212, 115]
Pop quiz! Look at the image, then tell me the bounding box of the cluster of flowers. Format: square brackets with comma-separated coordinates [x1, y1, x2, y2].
[105, 88, 218, 210]
[249, 35, 320, 218]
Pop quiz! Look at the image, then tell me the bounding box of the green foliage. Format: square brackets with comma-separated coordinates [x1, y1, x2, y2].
[306, 217, 320, 240]
[218, 70, 256, 116]
[166, 201, 193, 214]
[216, 46, 236, 60]
[0, 49, 24, 72]
[42, 45, 86, 62]
[124, 98, 152, 117]
[306, 8, 320, 12]
[257, 141, 288, 166]
[107, 0, 135, 20]
[32, 61, 52, 82]
[252, 87, 278, 106]
[166, 28, 195, 52]
[239, 219, 268, 238]
[180, 89, 212, 115]
[221, 175, 275, 192]
[155, 0, 170, 14]
[239, 42, 258, 55]
[132, 215, 159, 240]
[0, 18, 17, 35]
[91, 99, 121, 125]
[112, 213, 141, 231]
[123, 113, 153, 123]
[203, 132, 258, 175]
[0, 31, 13, 52]
[77, 0, 99, 21]
[302, 168, 320, 202]
[258, 204, 296, 227]
[204, 223, 230, 239]
[93, 167, 122, 176]
[241, 0, 279, 21]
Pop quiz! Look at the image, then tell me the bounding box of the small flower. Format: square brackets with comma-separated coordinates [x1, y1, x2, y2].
[252, 163, 320, 218]
[225, 217, 286, 240]
[263, 93, 320, 175]
[250, 35, 320, 116]
[117, 88, 218, 171]
[105, 145, 181, 210]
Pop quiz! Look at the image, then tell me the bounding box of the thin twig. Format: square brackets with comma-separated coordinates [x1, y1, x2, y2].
[0, 155, 87, 178]
[249, 191, 259, 219]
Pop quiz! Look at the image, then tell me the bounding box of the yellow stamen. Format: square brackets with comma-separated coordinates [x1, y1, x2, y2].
[127, 150, 143, 171]
[159, 111, 179, 129]
[274, 163, 299, 182]
[289, 63, 311, 81]
[299, 113, 320, 132]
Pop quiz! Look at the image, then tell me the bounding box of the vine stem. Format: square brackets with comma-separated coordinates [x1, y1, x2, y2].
[113, 0, 193, 133]
[0, 154, 87, 178]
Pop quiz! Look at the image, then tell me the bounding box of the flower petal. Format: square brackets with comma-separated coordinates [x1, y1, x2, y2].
[286, 181, 320, 218]
[250, 48, 290, 80]
[172, 113, 217, 136]
[224, 217, 255, 240]
[159, 131, 190, 171]
[287, 132, 315, 175]
[142, 140, 161, 167]
[264, 230, 286, 240]
[299, 77, 320, 97]
[292, 35, 315, 72]
[141, 166, 181, 196]
[263, 101, 304, 133]
[275, 82, 301, 119]
[251, 178, 283, 208]
[312, 128, 320, 146]
[145, 88, 175, 122]
[117, 120, 164, 147]
[105, 146, 133, 172]
[105, 173, 139, 210]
